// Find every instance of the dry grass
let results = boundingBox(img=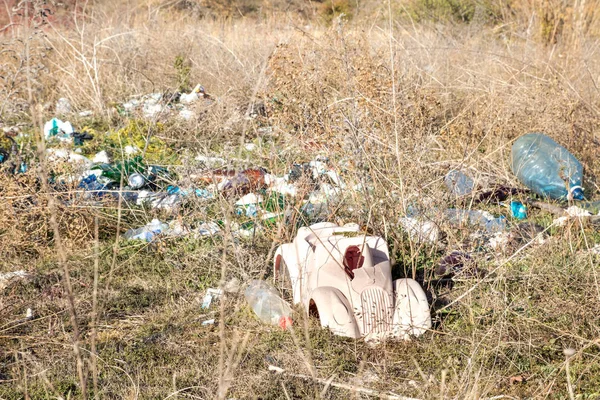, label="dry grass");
[1,0,600,398]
